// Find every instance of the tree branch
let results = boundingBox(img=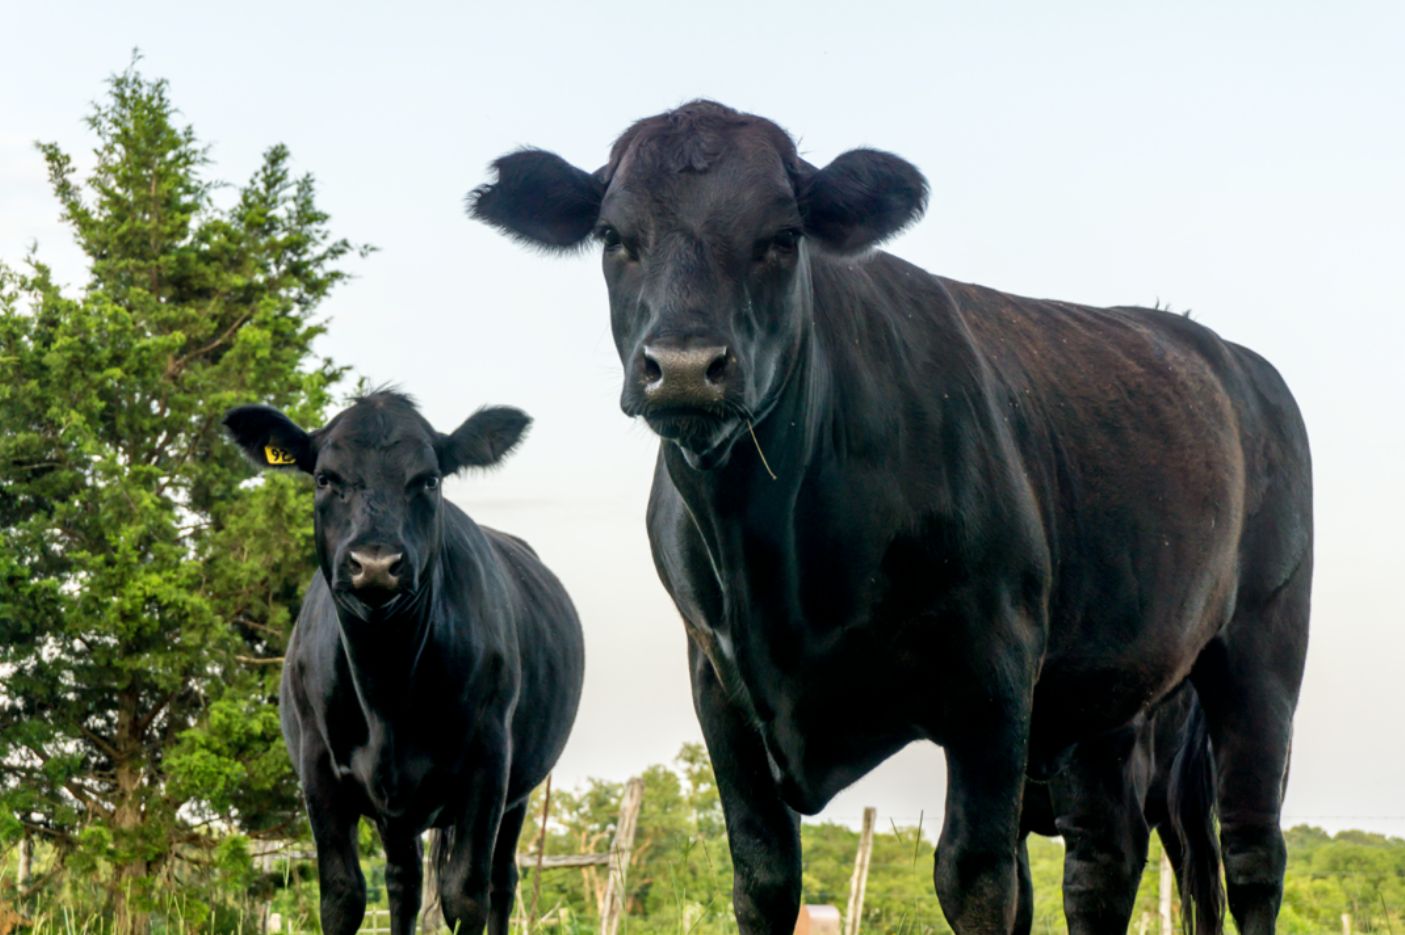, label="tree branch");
[78,723,121,761]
